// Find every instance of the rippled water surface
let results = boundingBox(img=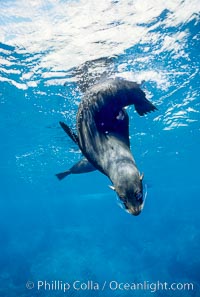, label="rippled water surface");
[0,1,200,296]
